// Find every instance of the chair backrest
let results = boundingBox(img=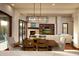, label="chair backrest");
[37,39,47,44]
[39,35,46,39]
[59,36,66,50]
[23,39,34,47]
[60,34,72,43]
[29,35,36,39]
